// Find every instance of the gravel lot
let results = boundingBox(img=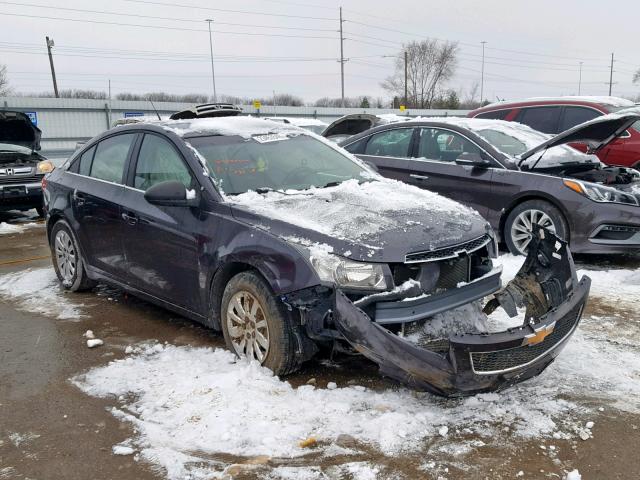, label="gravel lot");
[1,210,639,480]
